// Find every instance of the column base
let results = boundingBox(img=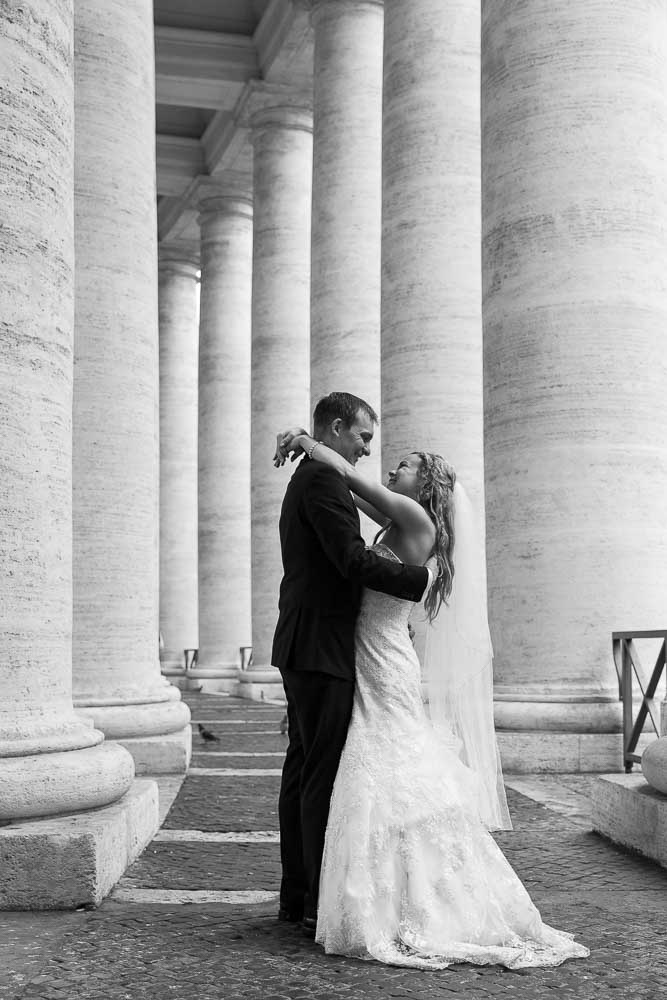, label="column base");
[237,669,285,703]
[497,731,624,773]
[494,699,622,732]
[185,662,240,695]
[170,676,207,694]
[163,663,241,695]
[592,773,667,870]
[0,778,159,909]
[497,730,659,773]
[76,699,191,741]
[196,677,241,695]
[0,742,134,820]
[159,652,186,672]
[112,725,192,775]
